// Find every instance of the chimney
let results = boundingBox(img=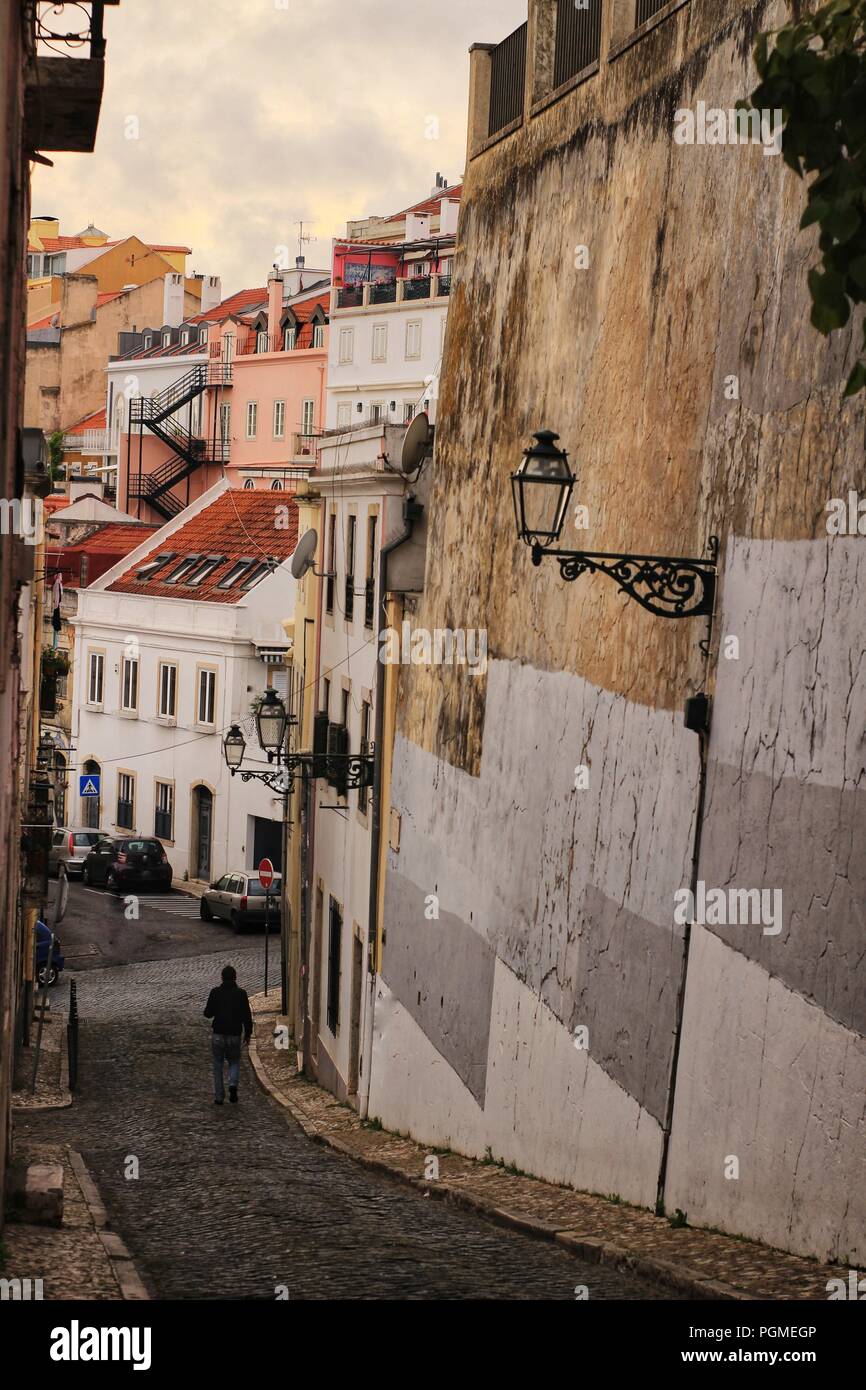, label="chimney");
[267,267,284,340]
[199,274,222,314]
[439,198,460,236]
[163,272,185,327]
